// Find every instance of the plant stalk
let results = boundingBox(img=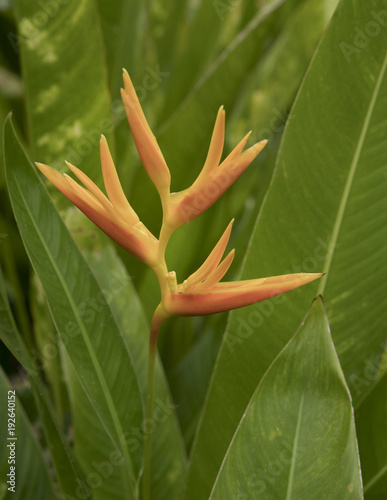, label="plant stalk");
[142,306,166,500]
